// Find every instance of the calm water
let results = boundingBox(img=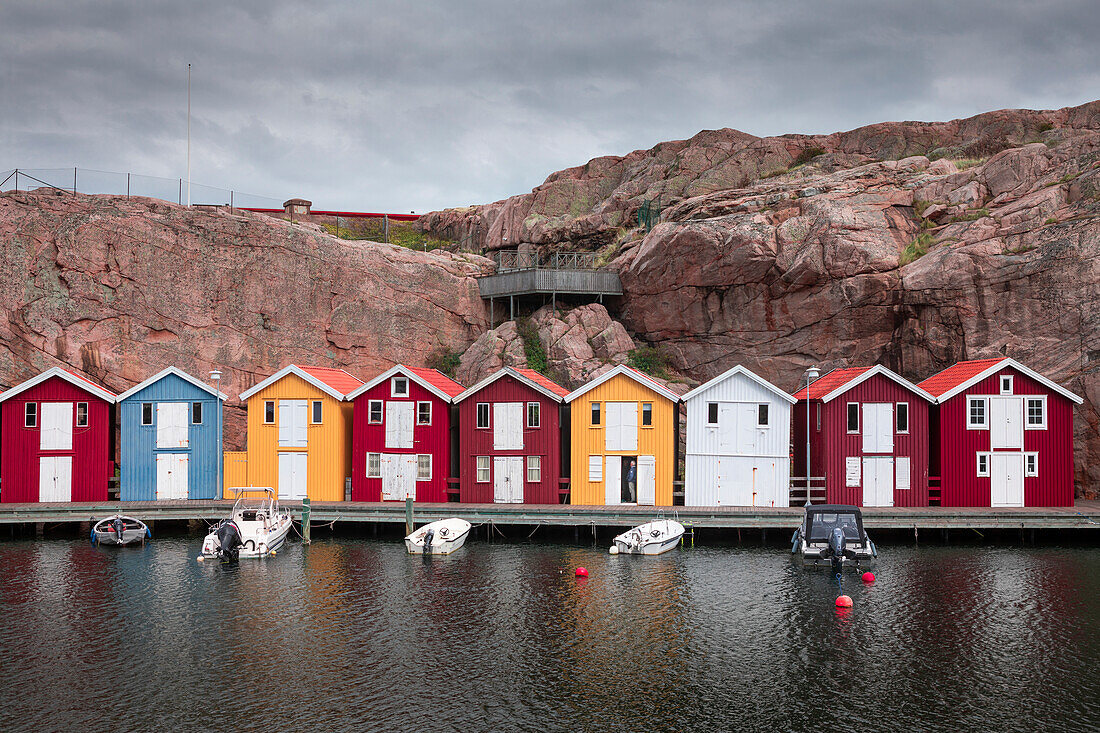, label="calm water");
[1,533,1098,732]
